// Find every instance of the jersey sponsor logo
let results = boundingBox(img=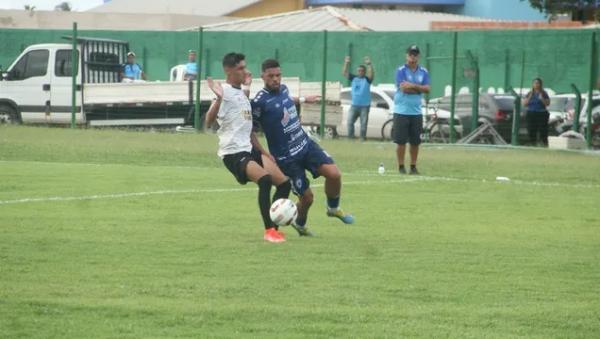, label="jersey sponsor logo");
[281,107,290,126]
[295,178,303,191]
